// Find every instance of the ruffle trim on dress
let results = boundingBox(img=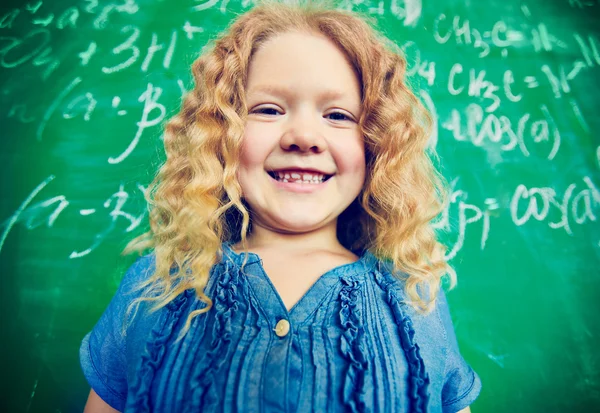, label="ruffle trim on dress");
[338,275,369,413]
[374,272,430,413]
[188,260,240,410]
[127,288,193,412]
